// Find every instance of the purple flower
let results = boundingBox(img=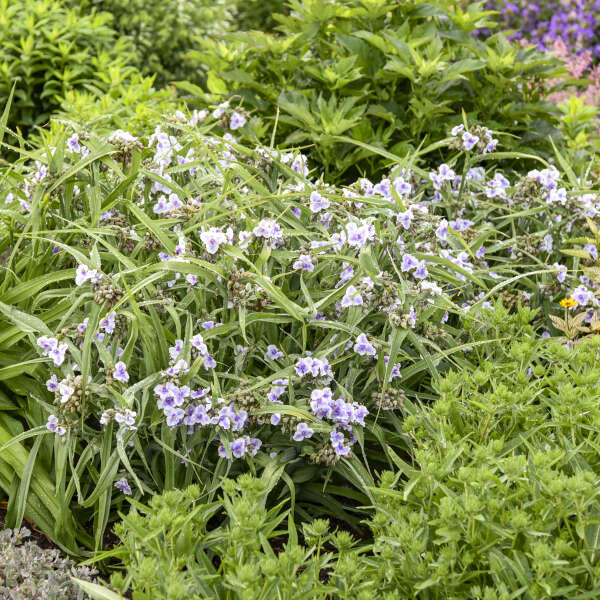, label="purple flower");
[46,374,59,392]
[553,262,568,283]
[46,414,66,436]
[435,219,448,242]
[330,430,351,456]
[341,285,363,308]
[354,333,376,357]
[100,312,116,334]
[293,422,314,441]
[75,264,100,286]
[293,254,315,272]
[266,344,284,360]
[462,132,480,151]
[229,111,247,130]
[401,253,419,272]
[309,190,330,213]
[113,361,129,383]
[584,244,598,260]
[114,477,132,495]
